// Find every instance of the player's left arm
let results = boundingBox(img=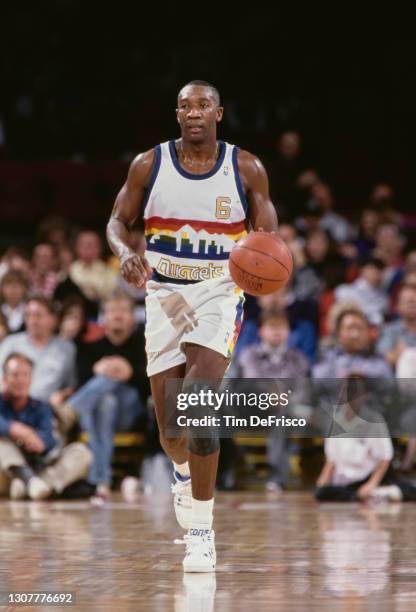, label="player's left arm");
[237,149,278,232]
